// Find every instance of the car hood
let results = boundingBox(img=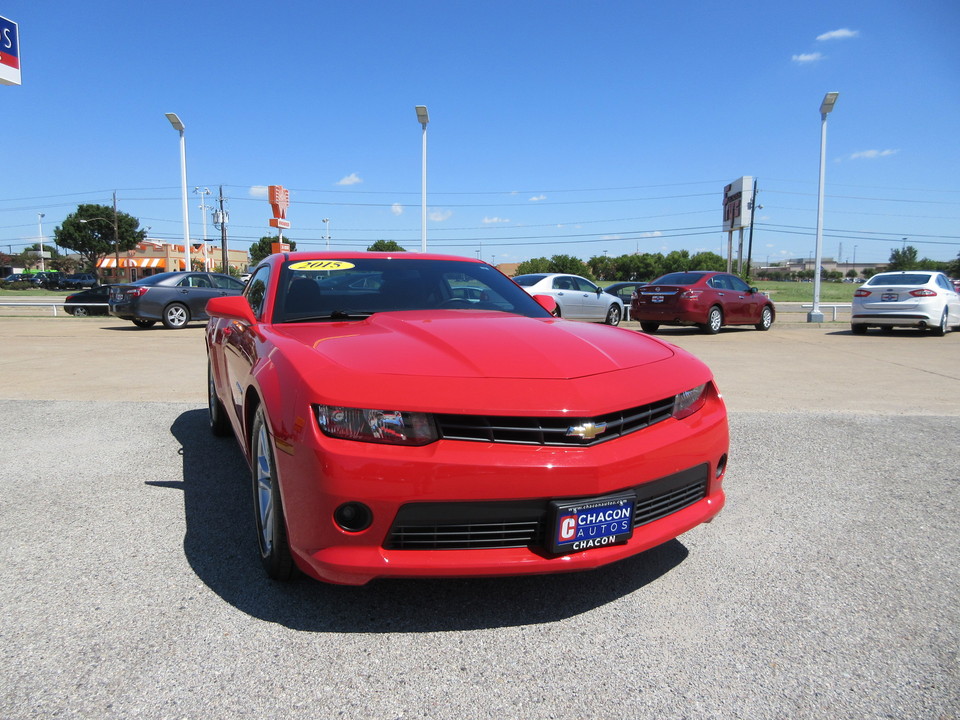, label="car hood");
[270,310,674,380]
